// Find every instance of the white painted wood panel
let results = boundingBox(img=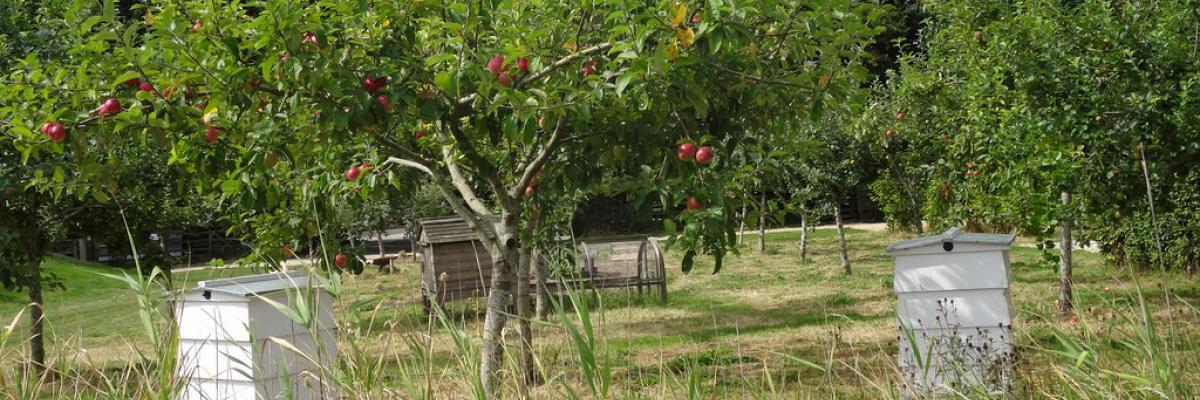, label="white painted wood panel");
[177,339,254,382]
[177,302,250,342]
[897,289,1013,328]
[180,379,257,400]
[894,251,1010,293]
[888,242,1012,257]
